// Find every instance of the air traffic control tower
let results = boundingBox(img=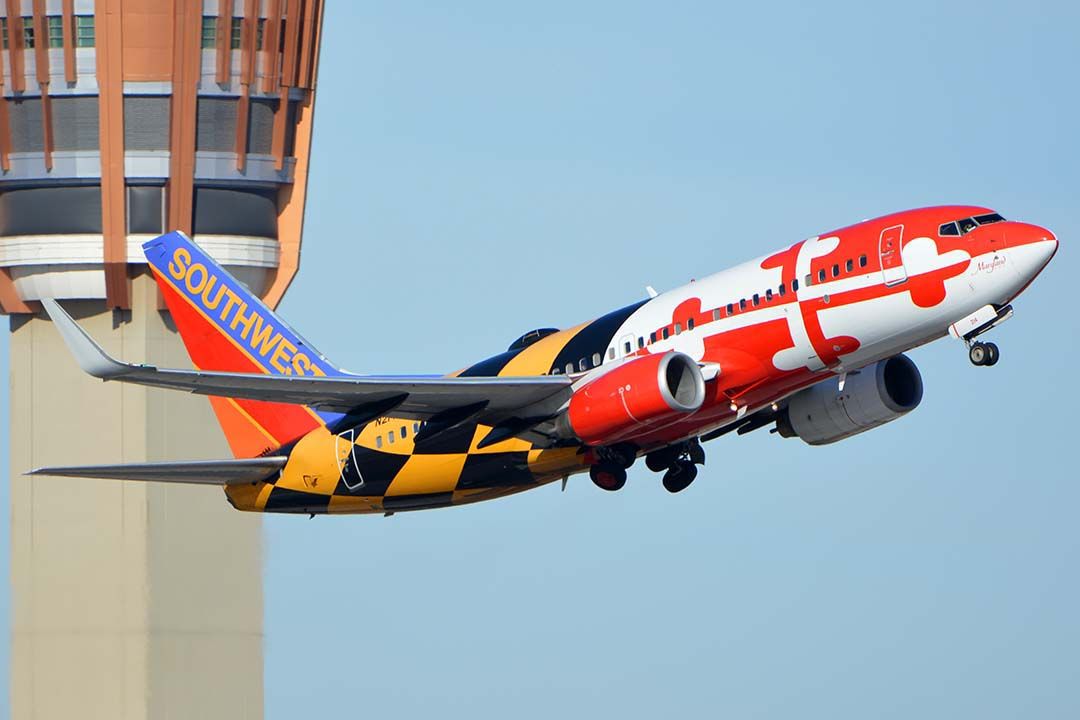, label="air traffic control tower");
[1,2,324,718]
